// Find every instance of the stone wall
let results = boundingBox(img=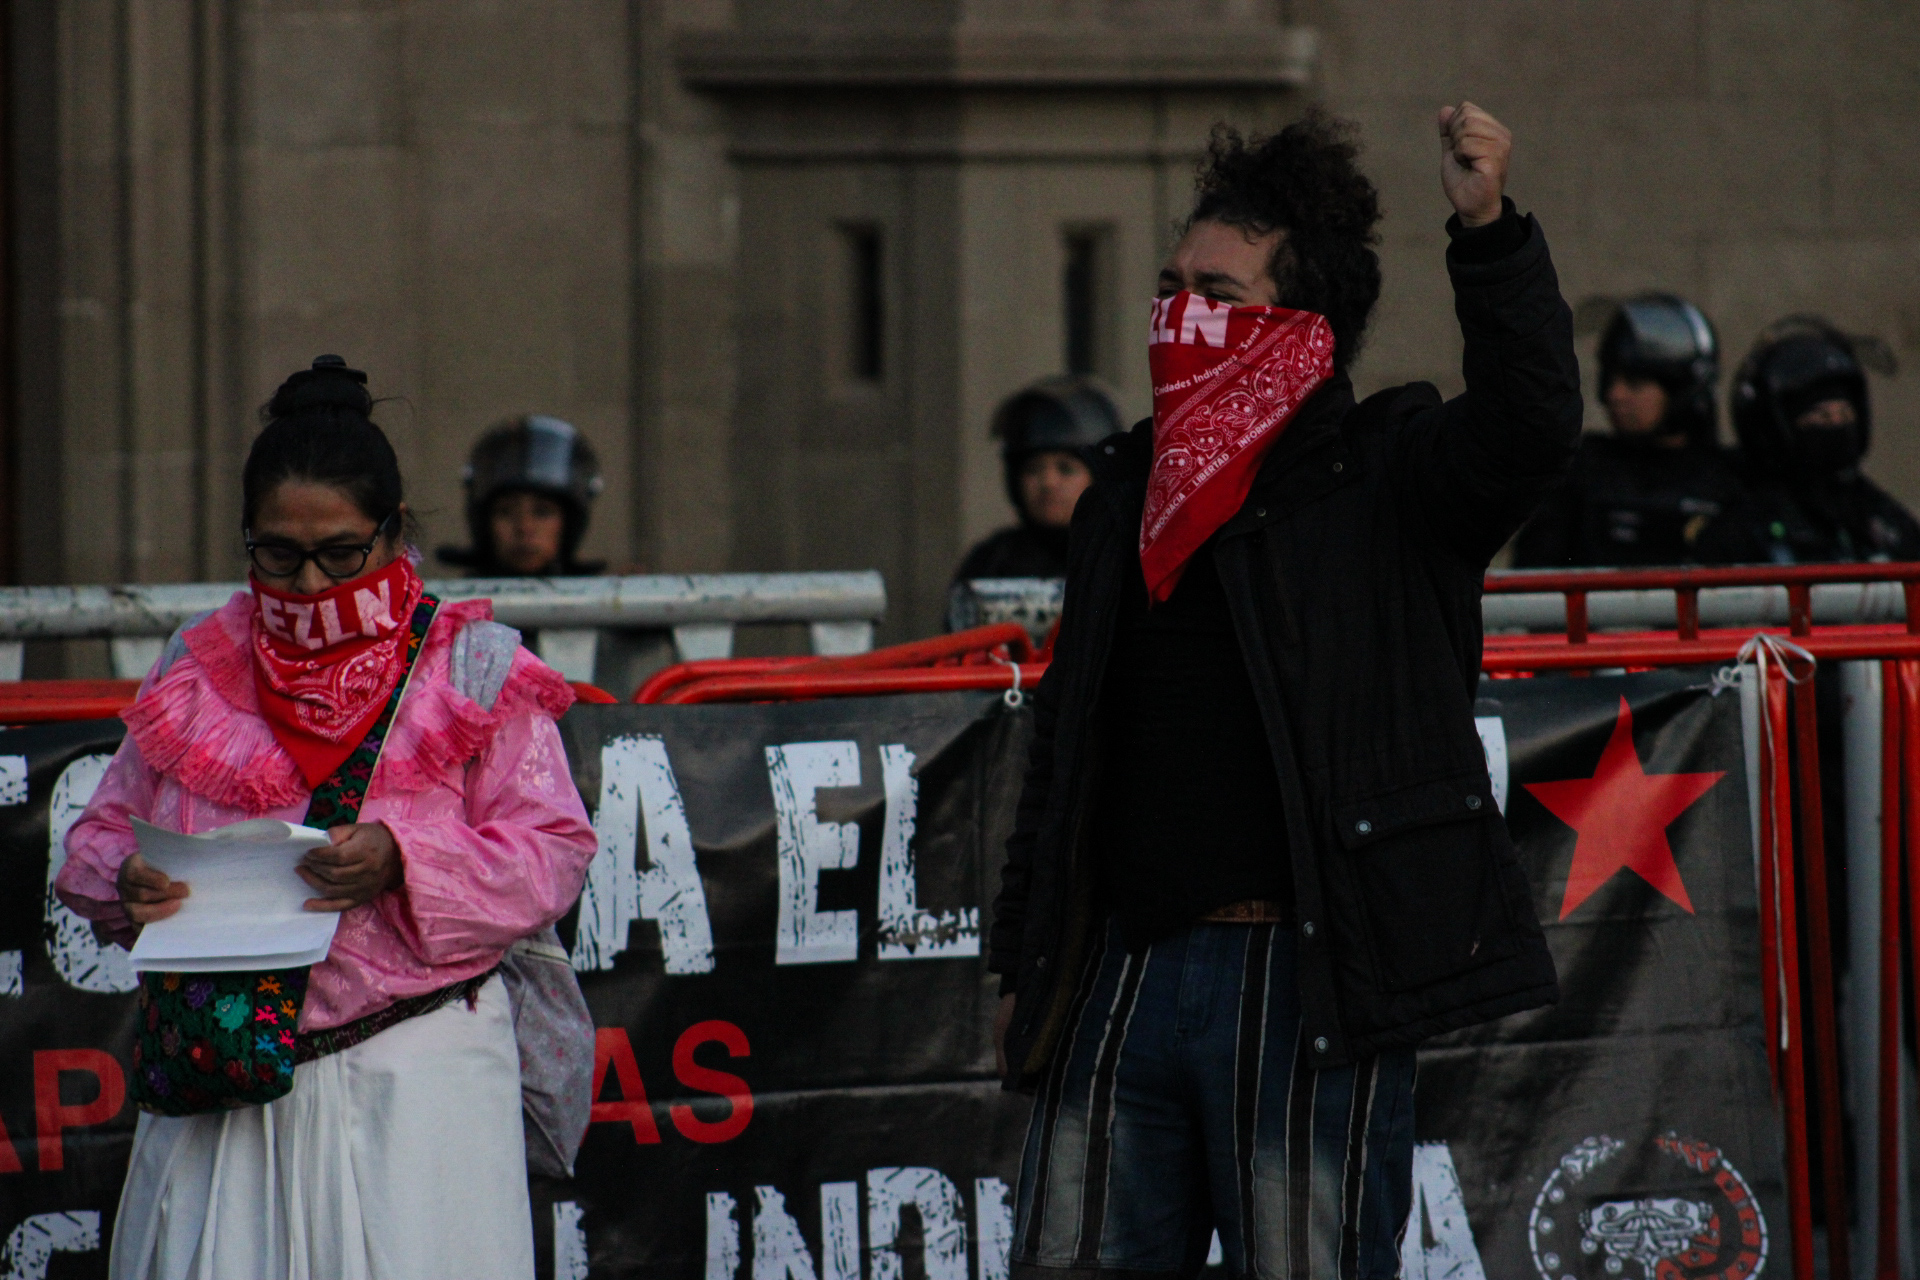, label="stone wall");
[16,0,635,591]
[15,1,1920,642]
[1307,0,1920,482]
